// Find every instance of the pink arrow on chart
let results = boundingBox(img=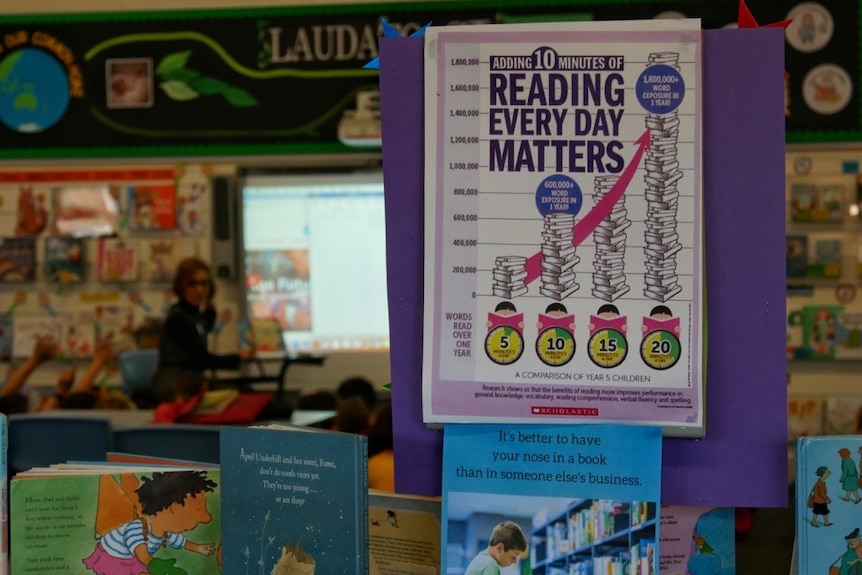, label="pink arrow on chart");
[524,129,652,284]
